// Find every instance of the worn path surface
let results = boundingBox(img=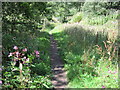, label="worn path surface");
[50,35,68,88]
